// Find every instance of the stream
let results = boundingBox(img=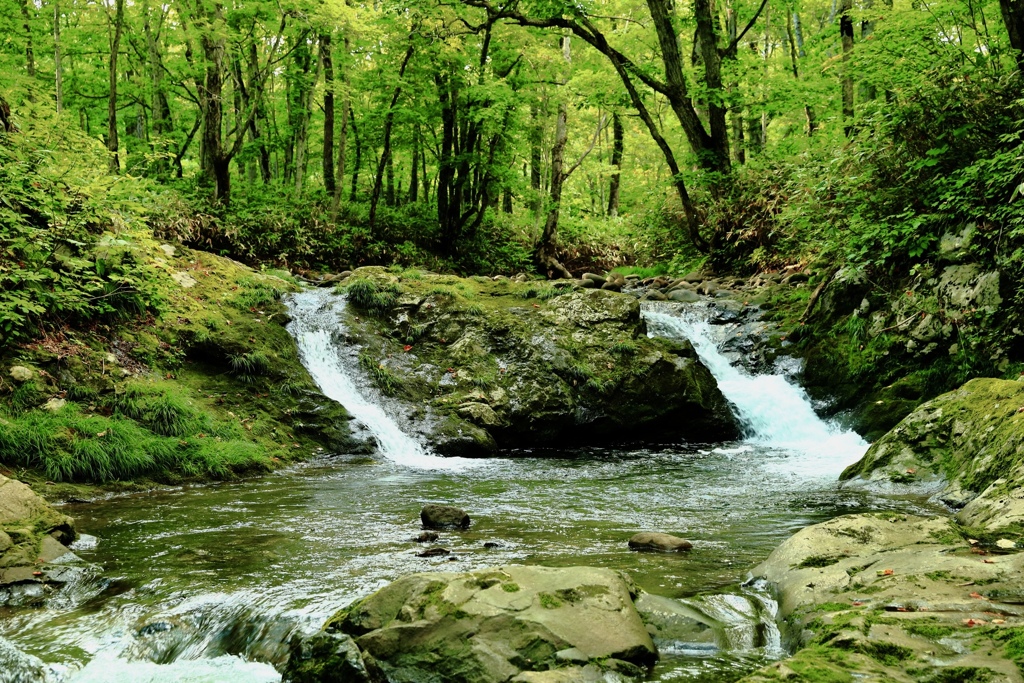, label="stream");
[0,293,941,683]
